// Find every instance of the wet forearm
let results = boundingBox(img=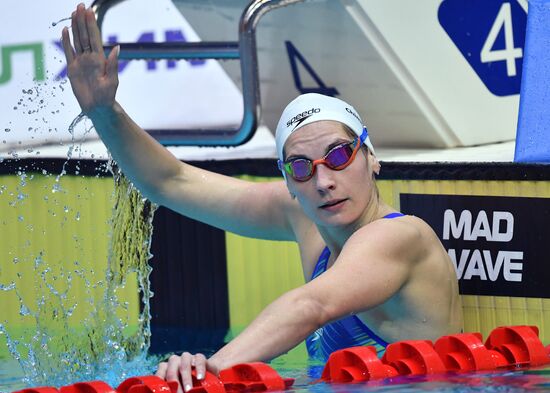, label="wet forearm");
[87,102,183,201]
